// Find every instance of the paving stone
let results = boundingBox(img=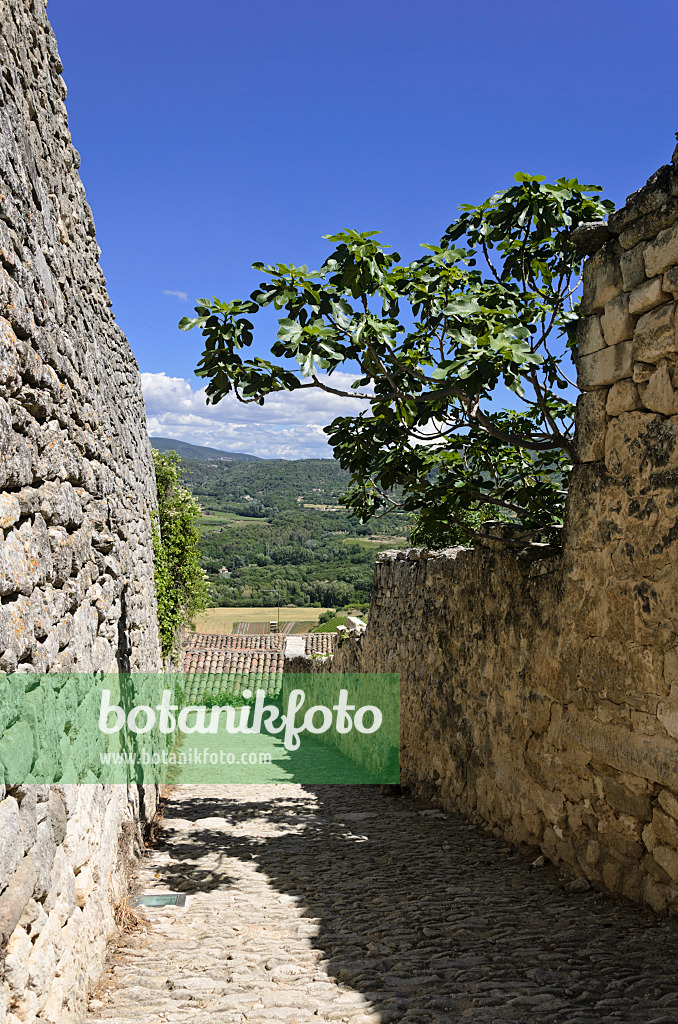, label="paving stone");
[87,784,678,1024]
